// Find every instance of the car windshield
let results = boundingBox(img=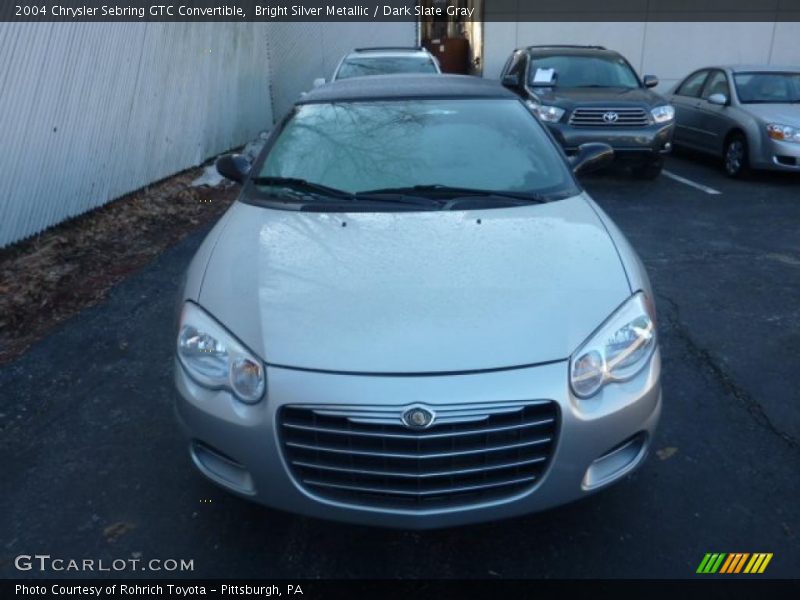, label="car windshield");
[255,99,578,209]
[528,54,640,89]
[733,72,800,103]
[336,56,438,79]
